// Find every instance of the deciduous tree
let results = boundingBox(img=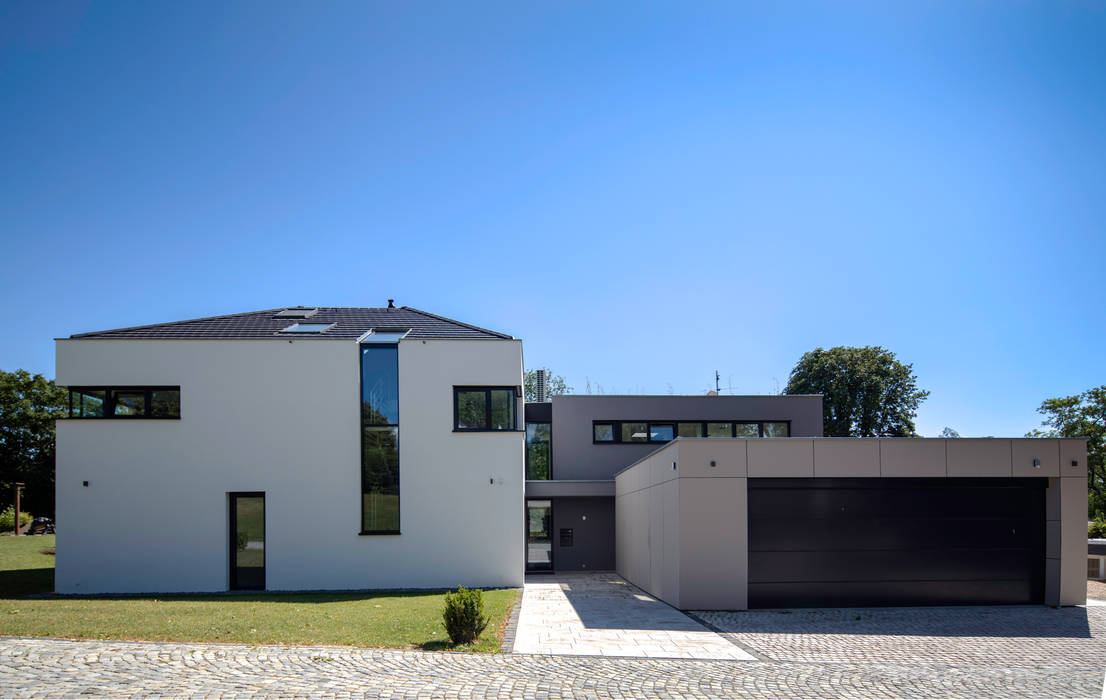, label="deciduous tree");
[1027,386,1105,518]
[0,369,67,518]
[523,368,572,402]
[784,346,929,437]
